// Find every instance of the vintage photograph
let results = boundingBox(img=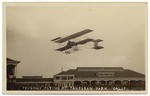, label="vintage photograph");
[3,2,147,94]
